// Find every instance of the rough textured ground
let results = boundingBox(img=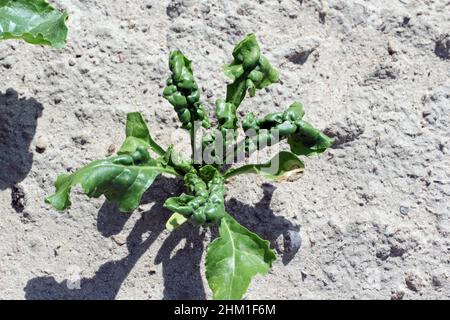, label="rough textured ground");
[0,0,449,300]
